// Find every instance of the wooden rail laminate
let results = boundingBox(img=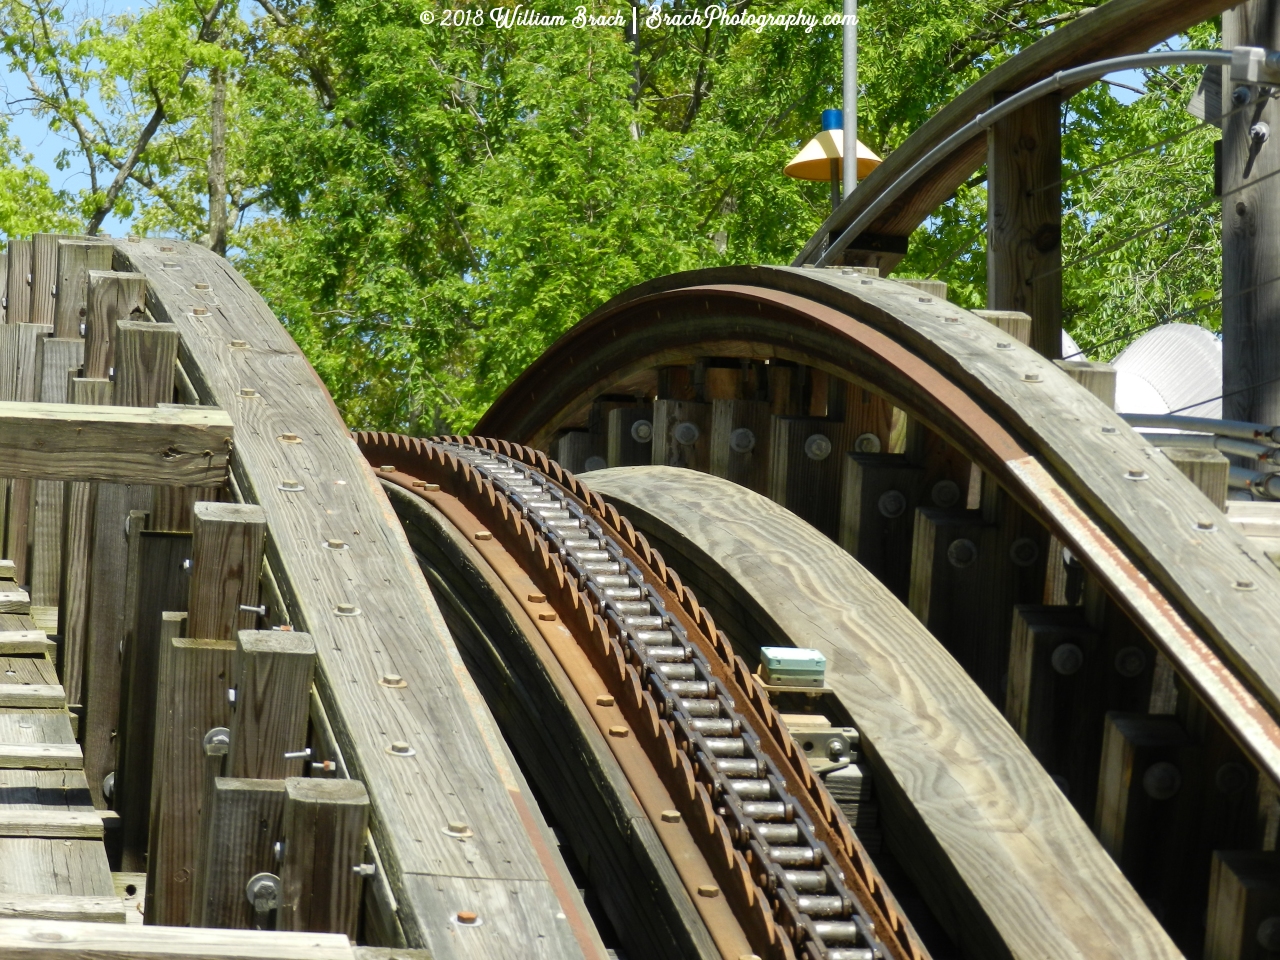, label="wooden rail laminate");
[586,464,1181,960]
[110,239,591,959]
